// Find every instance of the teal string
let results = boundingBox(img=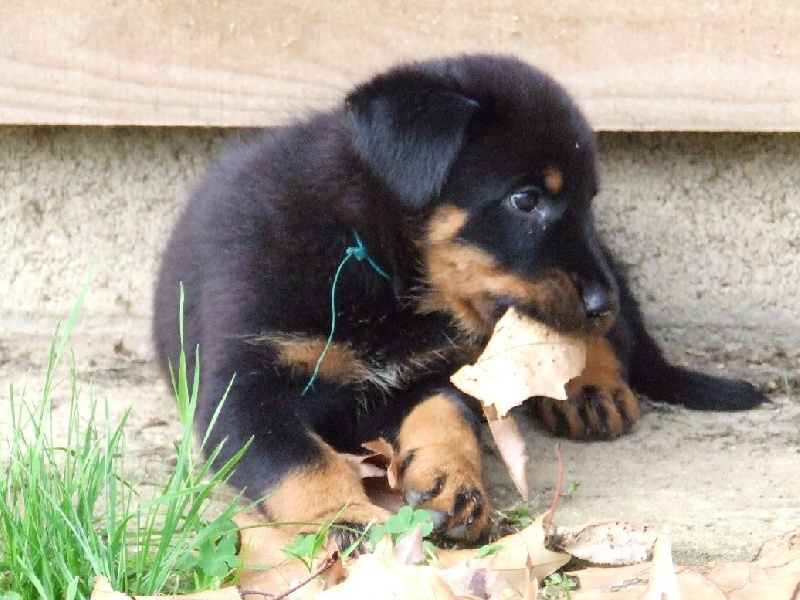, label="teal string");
[351,231,391,280]
[301,231,390,395]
